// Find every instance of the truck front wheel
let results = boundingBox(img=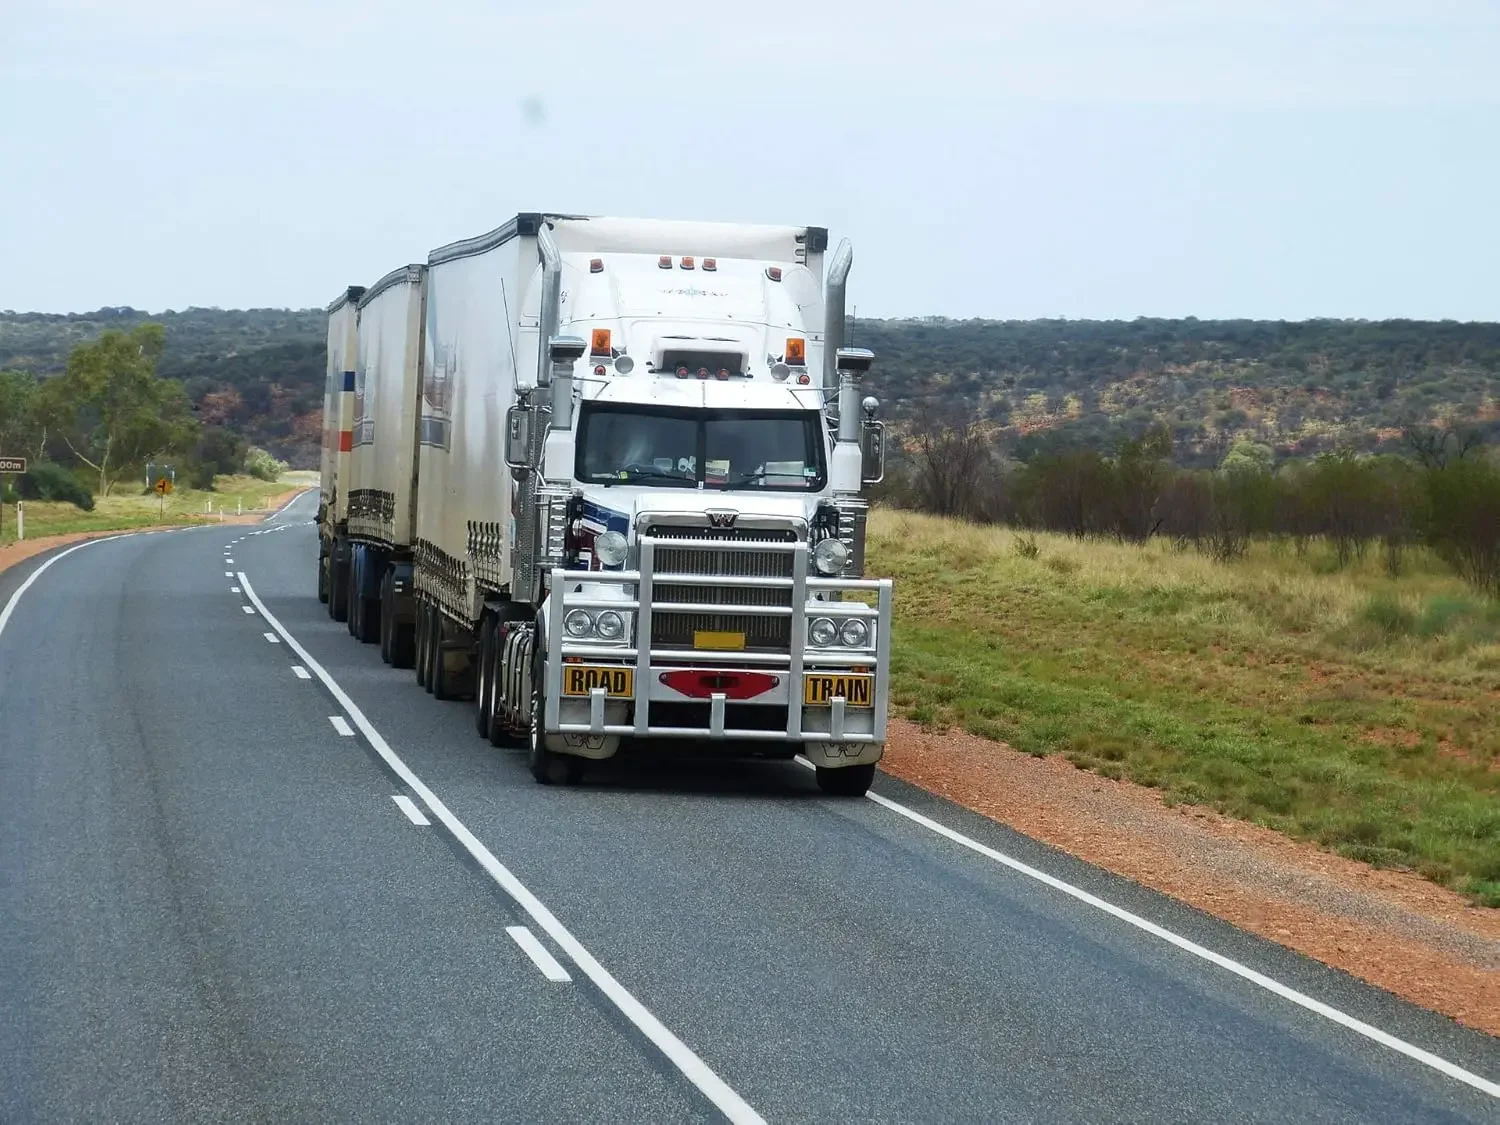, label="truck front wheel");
[528,664,583,786]
[815,762,876,797]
